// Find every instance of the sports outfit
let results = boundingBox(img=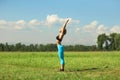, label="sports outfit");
[57,44,65,65]
[56,35,65,65]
